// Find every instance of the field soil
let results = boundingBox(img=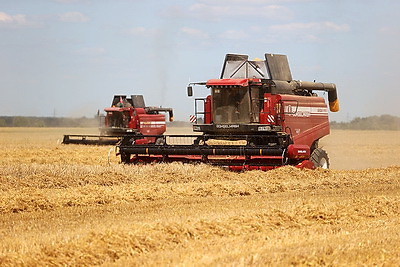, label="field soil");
[0,128,399,266]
